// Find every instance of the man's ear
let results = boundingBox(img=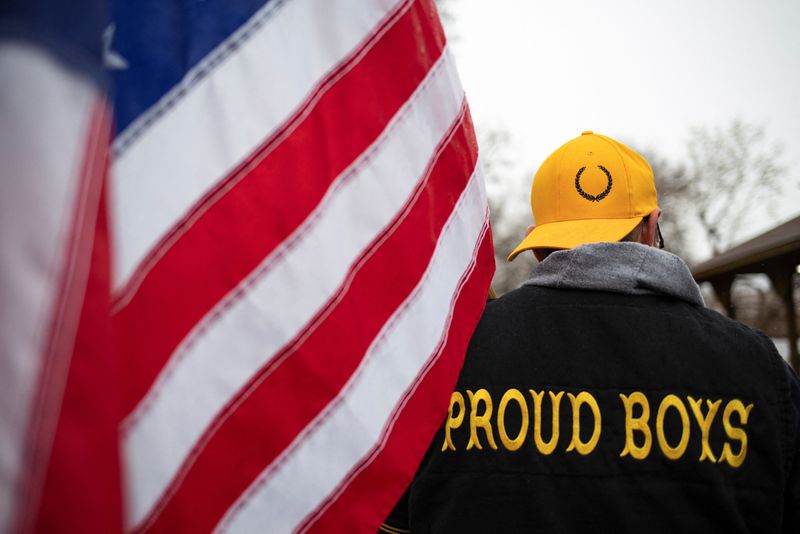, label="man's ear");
[640,208,661,247]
